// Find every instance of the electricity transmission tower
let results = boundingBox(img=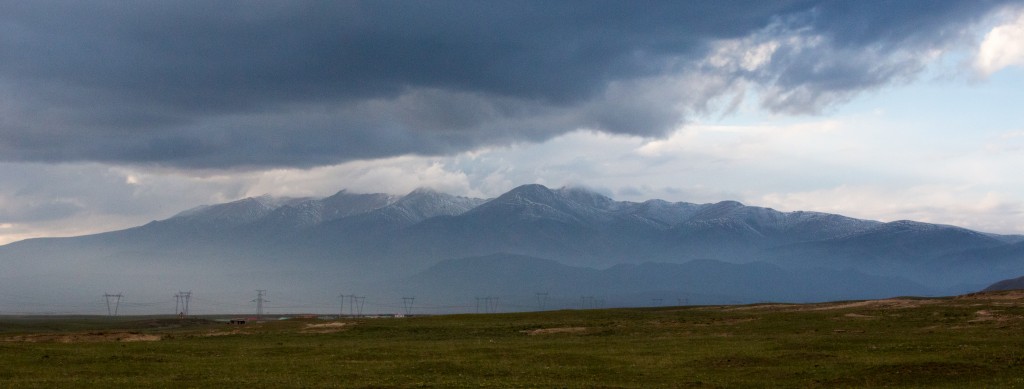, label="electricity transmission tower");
[480,296,498,313]
[579,296,595,310]
[253,290,268,320]
[476,296,496,313]
[104,293,123,316]
[338,293,346,318]
[350,296,365,317]
[536,292,548,311]
[401,297,415,316]
[174,290,192,317]
[651,298,664,306]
